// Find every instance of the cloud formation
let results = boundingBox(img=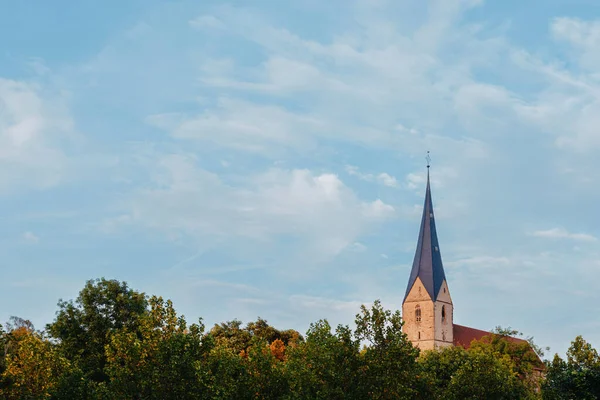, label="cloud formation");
[0,78,72,193]
[531,228,597,242]
[115,153,394,258]
[21,231,39,244]
[346,166,399,188]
